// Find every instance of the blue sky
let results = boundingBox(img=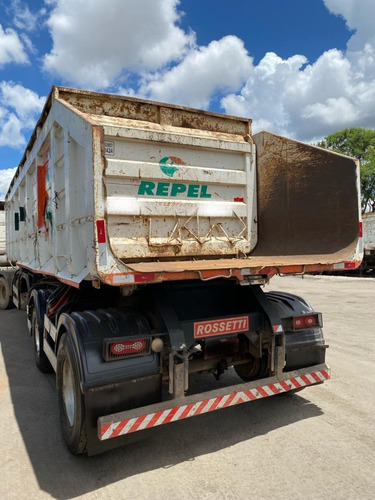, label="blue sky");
[0,0,374,198]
